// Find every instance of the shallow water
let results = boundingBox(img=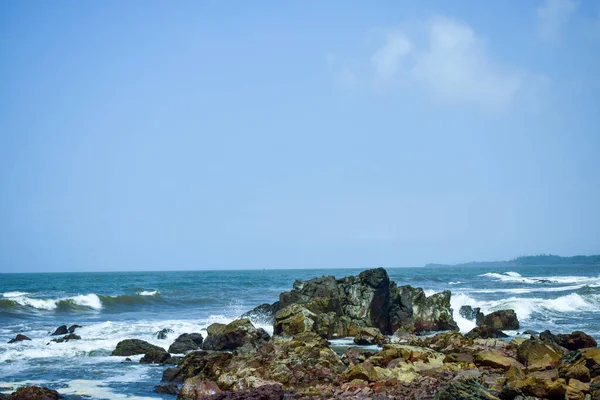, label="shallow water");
[1,265,599,398]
